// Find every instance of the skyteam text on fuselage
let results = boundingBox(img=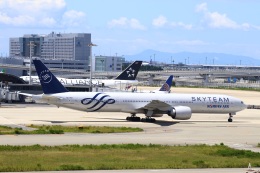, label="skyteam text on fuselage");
[21,59,247,123]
